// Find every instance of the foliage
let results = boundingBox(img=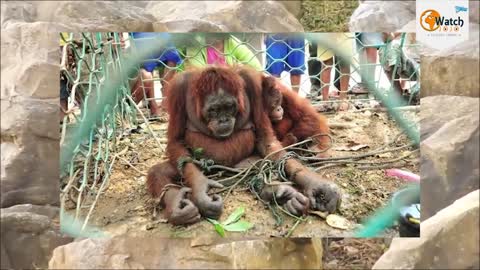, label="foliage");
[300,0,359,32]
[207,206,253,237]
